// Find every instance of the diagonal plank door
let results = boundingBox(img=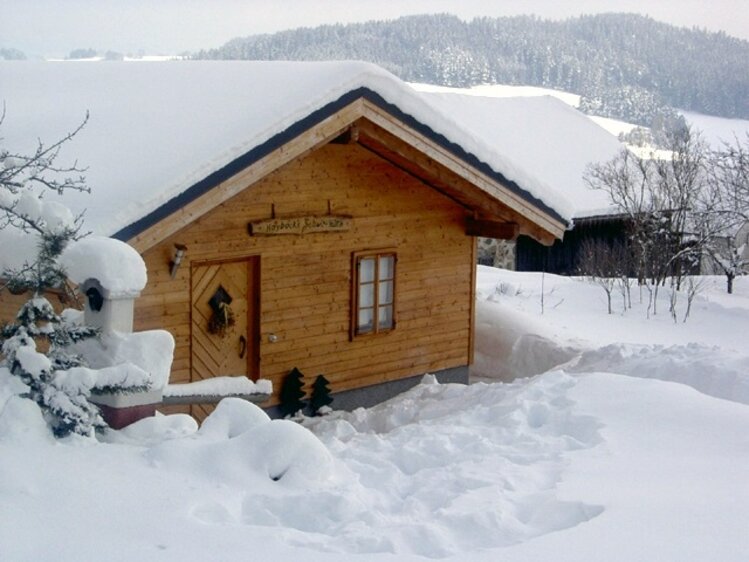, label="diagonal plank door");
[190,258,259,420]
